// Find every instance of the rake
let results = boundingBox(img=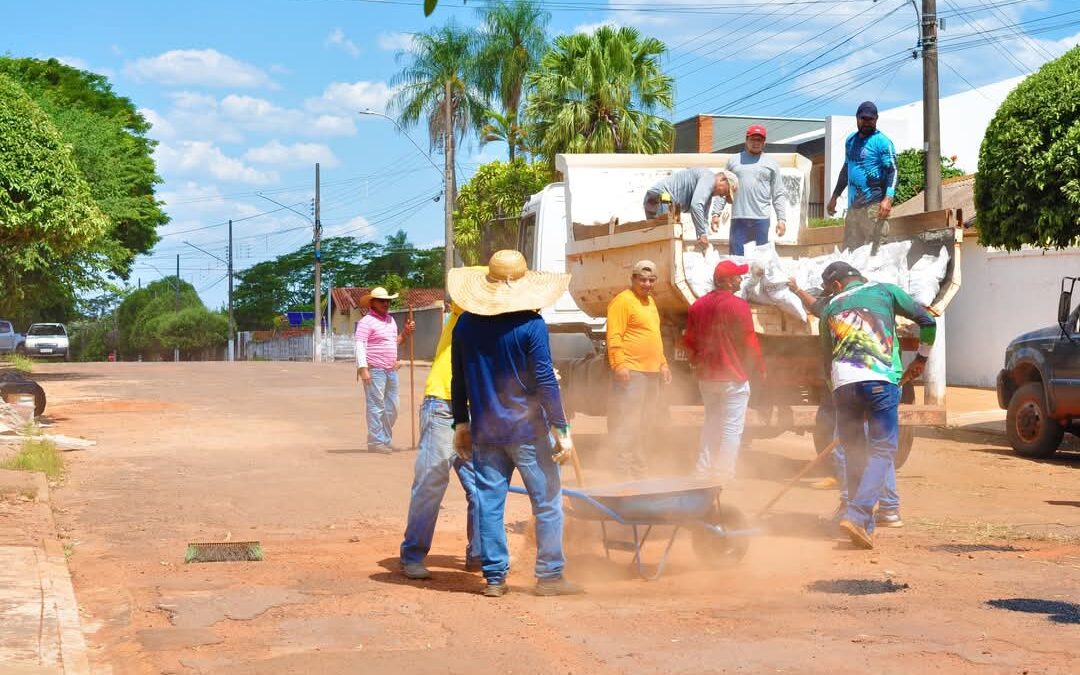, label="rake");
[185,541,263,563]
